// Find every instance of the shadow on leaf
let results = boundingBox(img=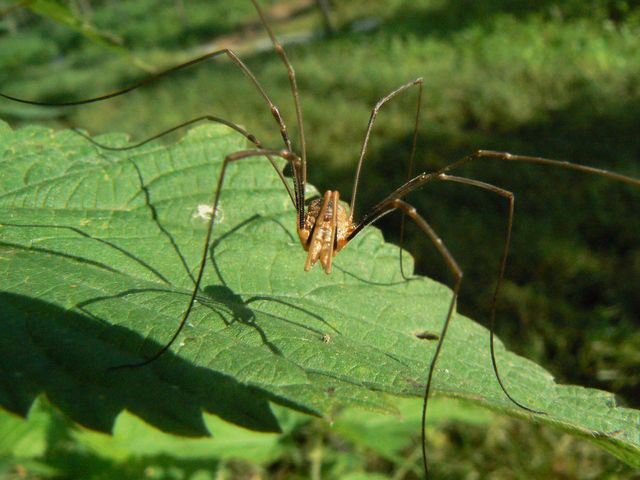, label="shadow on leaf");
[0,291,295,437]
